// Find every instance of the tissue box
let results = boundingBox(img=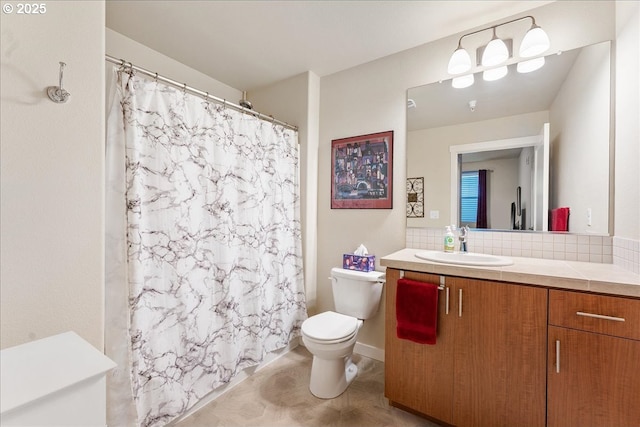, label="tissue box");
[342,254,376,272]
